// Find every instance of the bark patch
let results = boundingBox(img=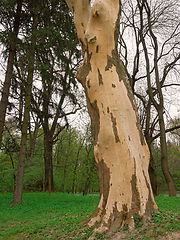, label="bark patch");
[97,68,103,85]
[76,51,92,88]
[143,170,159,218]
[96,158,110,208]
[136,121,146,145]
[87,79,91,89]
[86,99,100,145]
[130,161,140,216]
[110,113,120,143]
